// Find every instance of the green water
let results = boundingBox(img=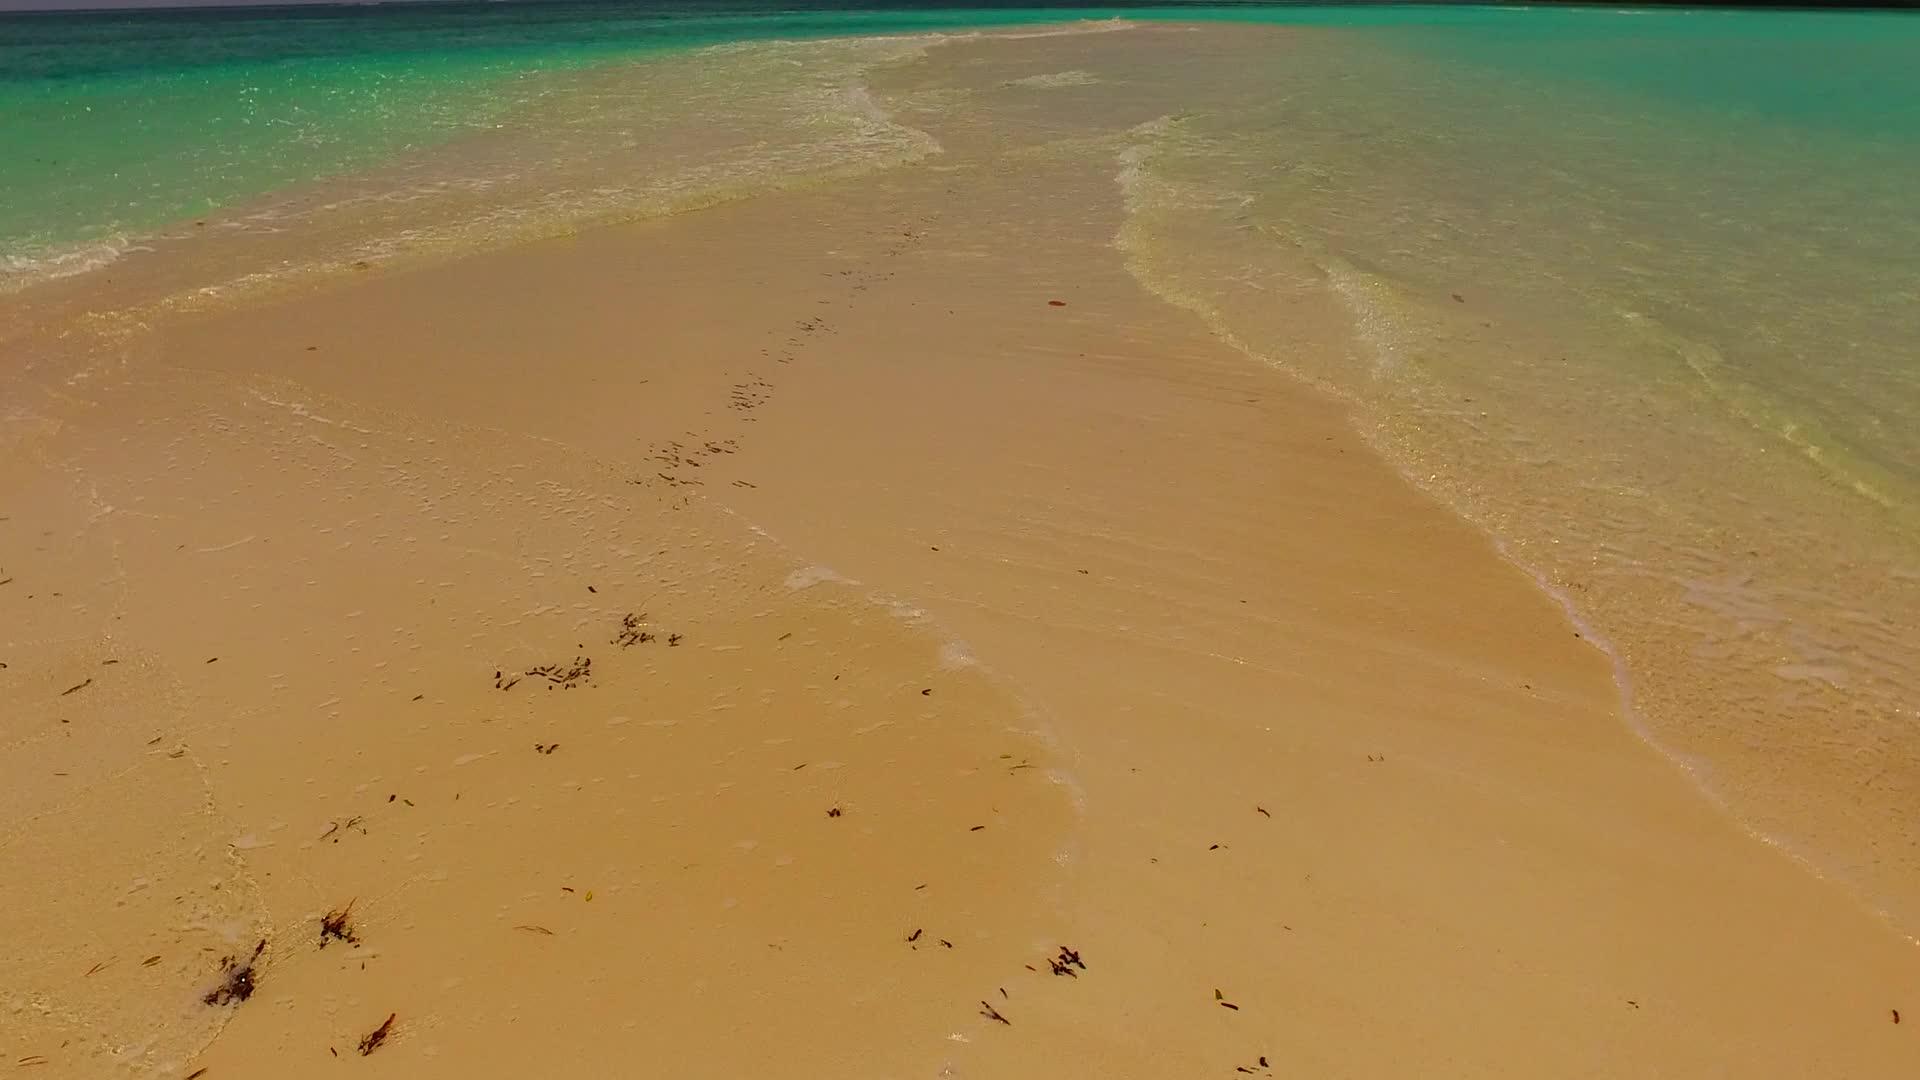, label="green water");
[0,1,1165,280]
[4,2,1919,928]
[1116,5,1920,926]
